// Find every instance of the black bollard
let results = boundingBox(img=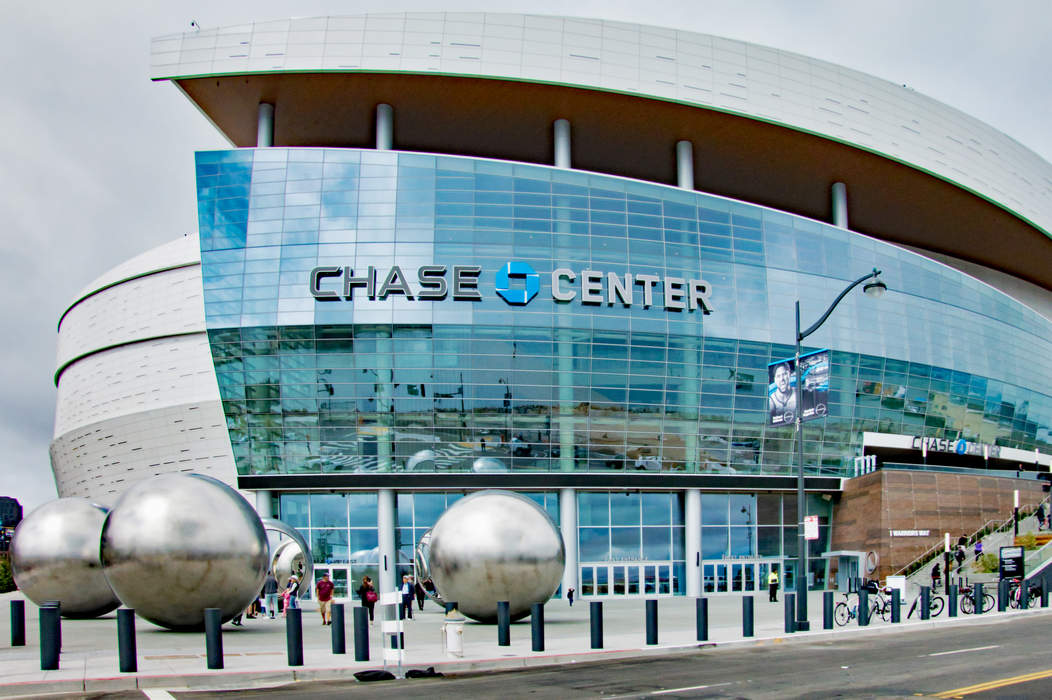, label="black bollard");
[531,603,544,652]
[39,605,60,671]
[920,586,930,620]
[742,596,754,638]
[352,606,369,661]
[646,599,658,645]
[286,607,303,666]
[204,608,223,670]
[43,601,61,650]
[696,598,708,642]
[974,582,984,615]
[859,589,869,626]
[784,593,795,633]
[1041,576,1049,608]
[117,609,137,673]
[997,579,1007,612]
[10,600,25,647]
[331,603,346,654]
[948,585,957,618]
[497,601,510,646]
[892,588,901,623]
[590,601,603,649]
[1021,582,1030,610]
[823,591,833,630]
